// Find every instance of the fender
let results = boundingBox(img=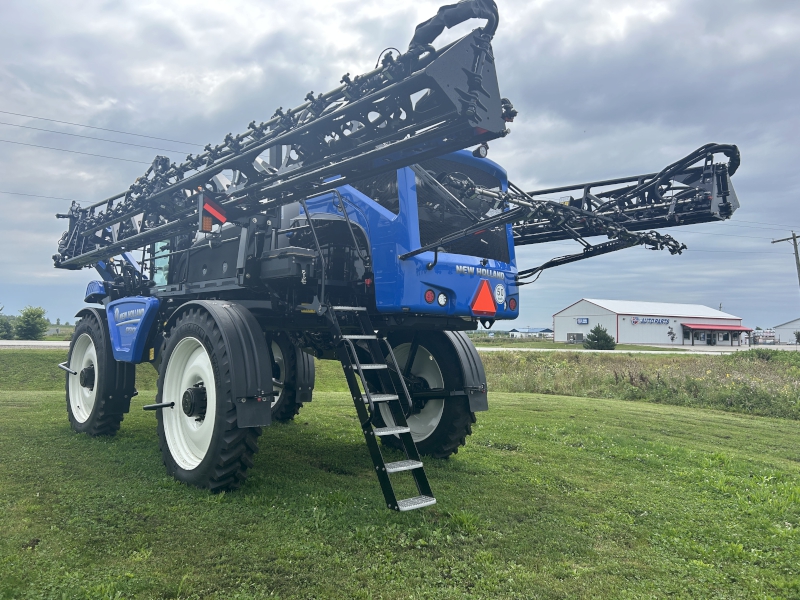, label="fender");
[443,331,488,412]
[166,300,273,428]
[73,307,136,414]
